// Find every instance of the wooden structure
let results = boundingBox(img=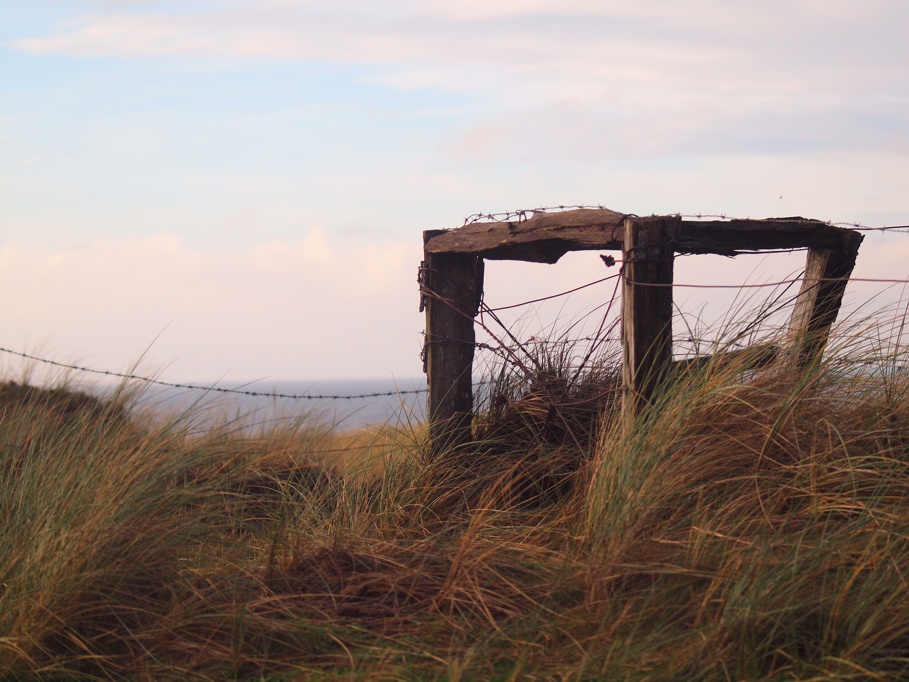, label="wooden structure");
[419,208,863,451]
